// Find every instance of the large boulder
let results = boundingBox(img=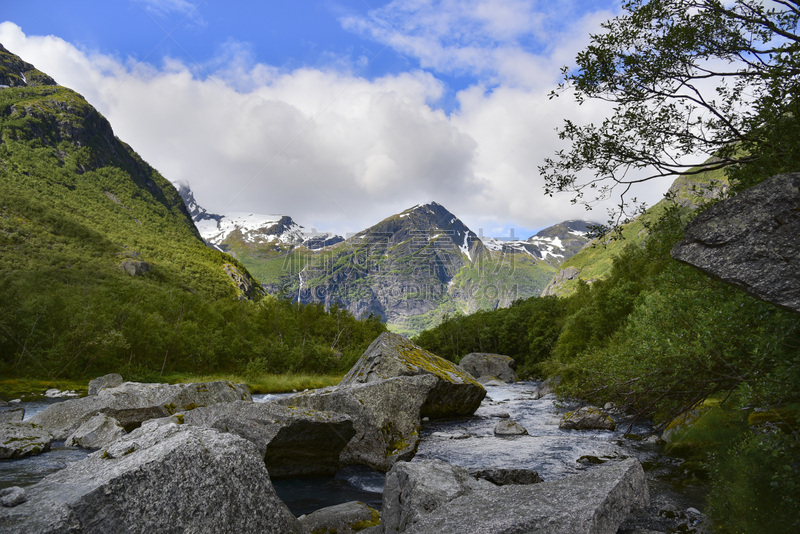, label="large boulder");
[64,414,126,449]
[340,332,485,418]
[0,407,24,423]
[402,458,648,534]
[0,421,302,533]
[458,353,518,383]
[87,373,124,395]
[298,501,381,534]
[277,375,437,471]
[671,172,800,313]
[29,380,252,439]
[174,400,355,477]
[382,459,493,533]
[560,406,616,431]
[0,422,53,459]
[493,419,529,436]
